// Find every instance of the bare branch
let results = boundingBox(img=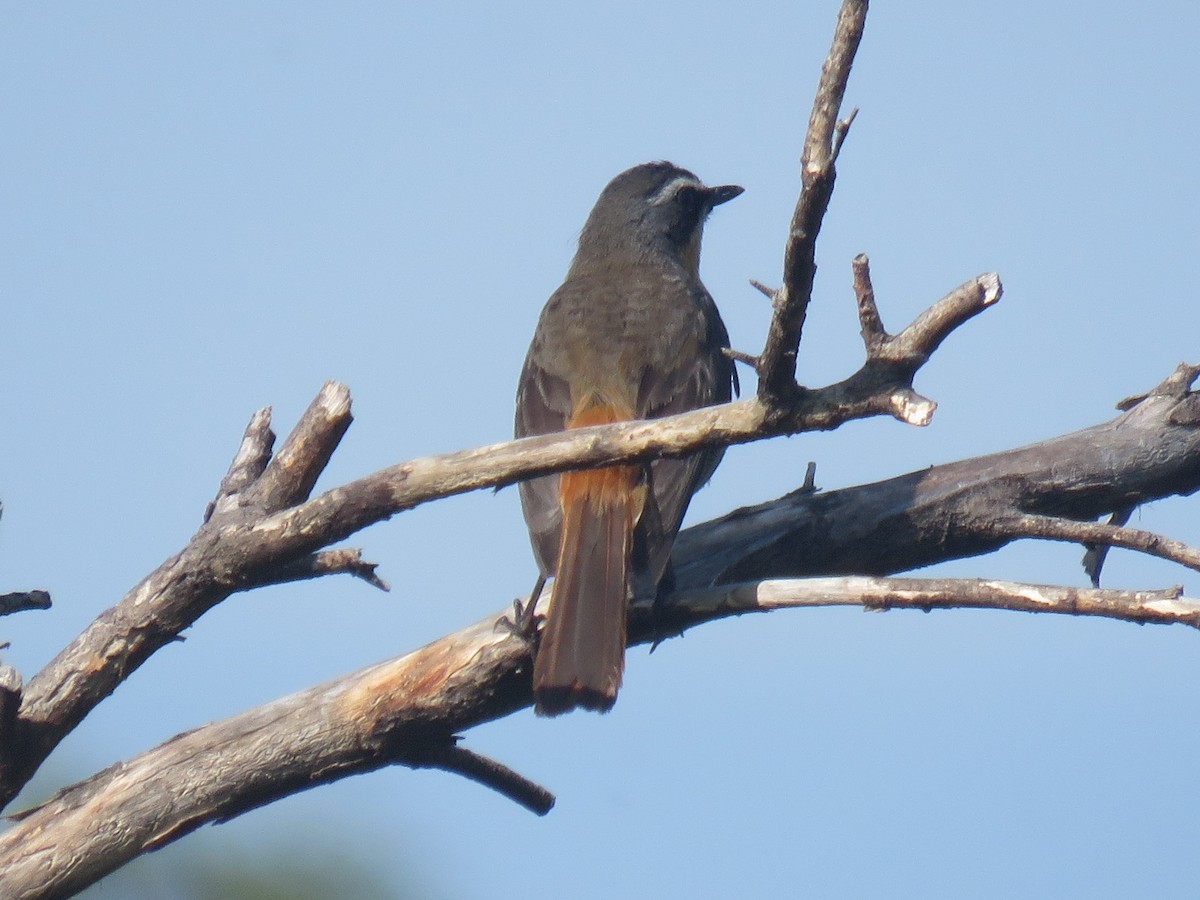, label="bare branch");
[801,461,818,493]
[749,278,778,300]
[265,548,390,591]
[0,390,349,805]
[673,372,1200,588]
[852,254,887,350]
[995,513,1200,574]
[668,577,1200,630]
[204,406,274,523]
[830,107,859,162]
[1118,361,1200,410]
[0,591,51,618]
[3,568,1194,895]
[759,0,867,403]
[0,615,536,899]
[890,271,1002,360]
[1,357,1197,890]
[723,347,761,369]
[404,739,555,817]
[243,380,352,513]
